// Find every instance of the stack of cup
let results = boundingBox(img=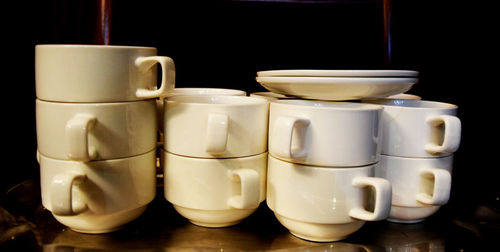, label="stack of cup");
[162,95,269,227]
[266,100,393,242]
[35,44,175,233]
[365,99,462,223]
